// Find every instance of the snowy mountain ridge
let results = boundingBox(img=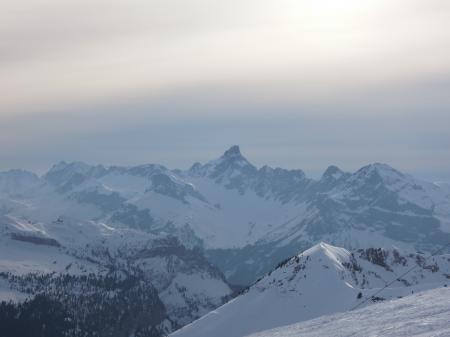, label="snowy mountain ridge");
[172,242,450,337]
[1,146,450,286]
